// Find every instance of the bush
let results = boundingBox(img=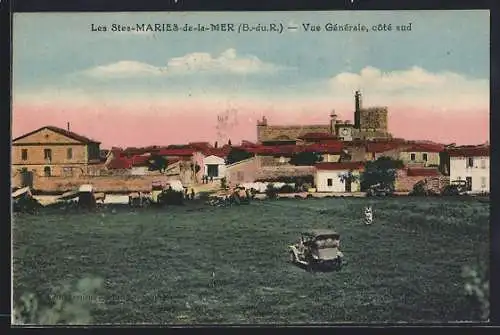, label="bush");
[13,276,103,325]
[462,262,489,321]
[157,189,184,205]
[409,181,428,196]
[220,177,228,189]
[301,183,312,192]
[265,183,278,199]
[279,184,295,193]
